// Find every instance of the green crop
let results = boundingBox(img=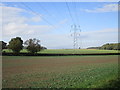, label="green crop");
[2,55,119,88]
